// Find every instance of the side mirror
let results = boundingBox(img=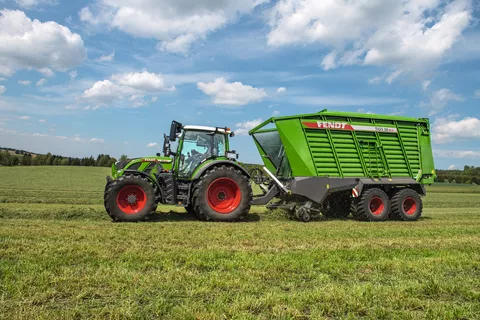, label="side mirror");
[169,121,182,141]
[163,134,171,157]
